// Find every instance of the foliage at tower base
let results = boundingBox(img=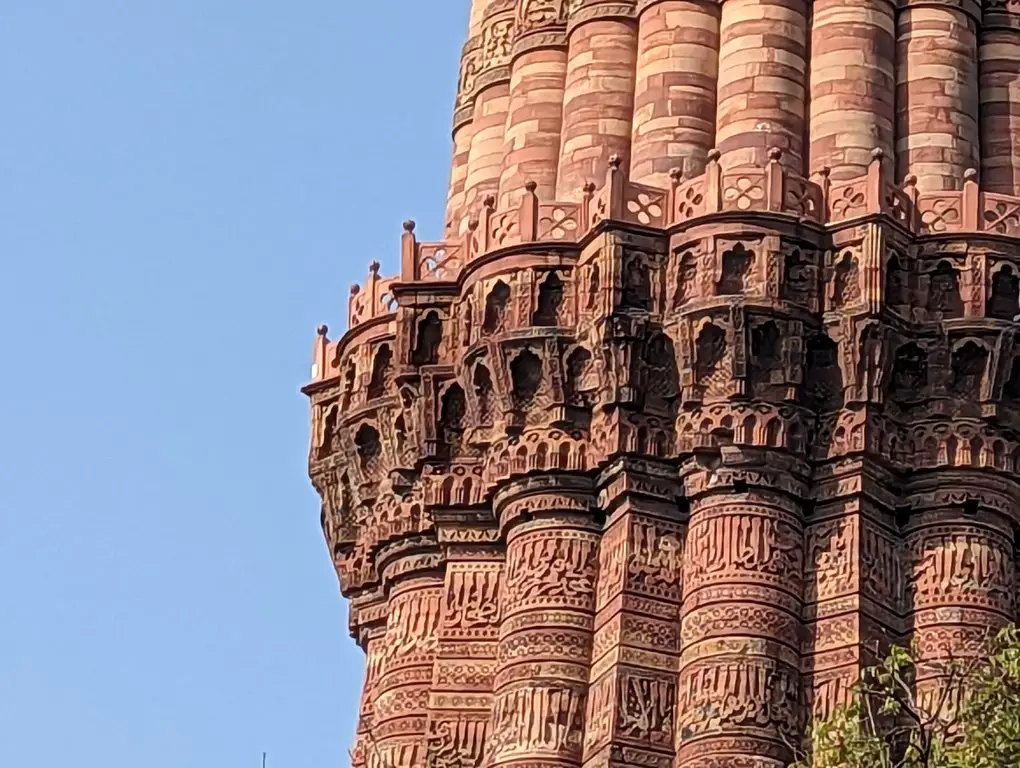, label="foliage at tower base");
[794,625,1020,768]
